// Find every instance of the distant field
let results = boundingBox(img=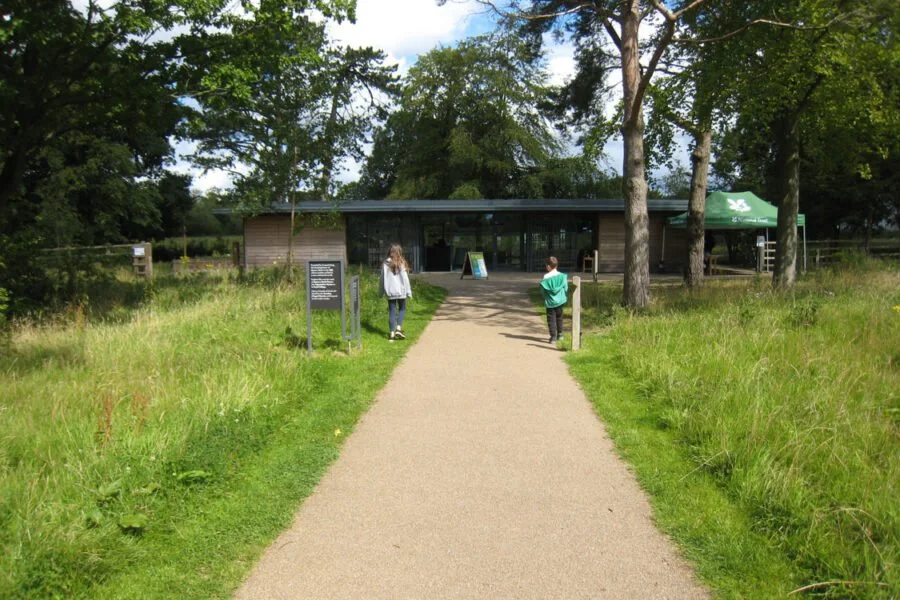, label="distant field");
[0,269,445,598]
[567,264,899,598]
